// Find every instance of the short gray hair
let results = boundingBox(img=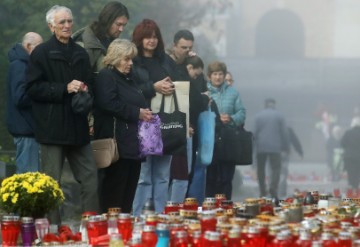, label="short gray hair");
[22,32,43,47]
[46,5,72,26]
[103,39,138,67]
